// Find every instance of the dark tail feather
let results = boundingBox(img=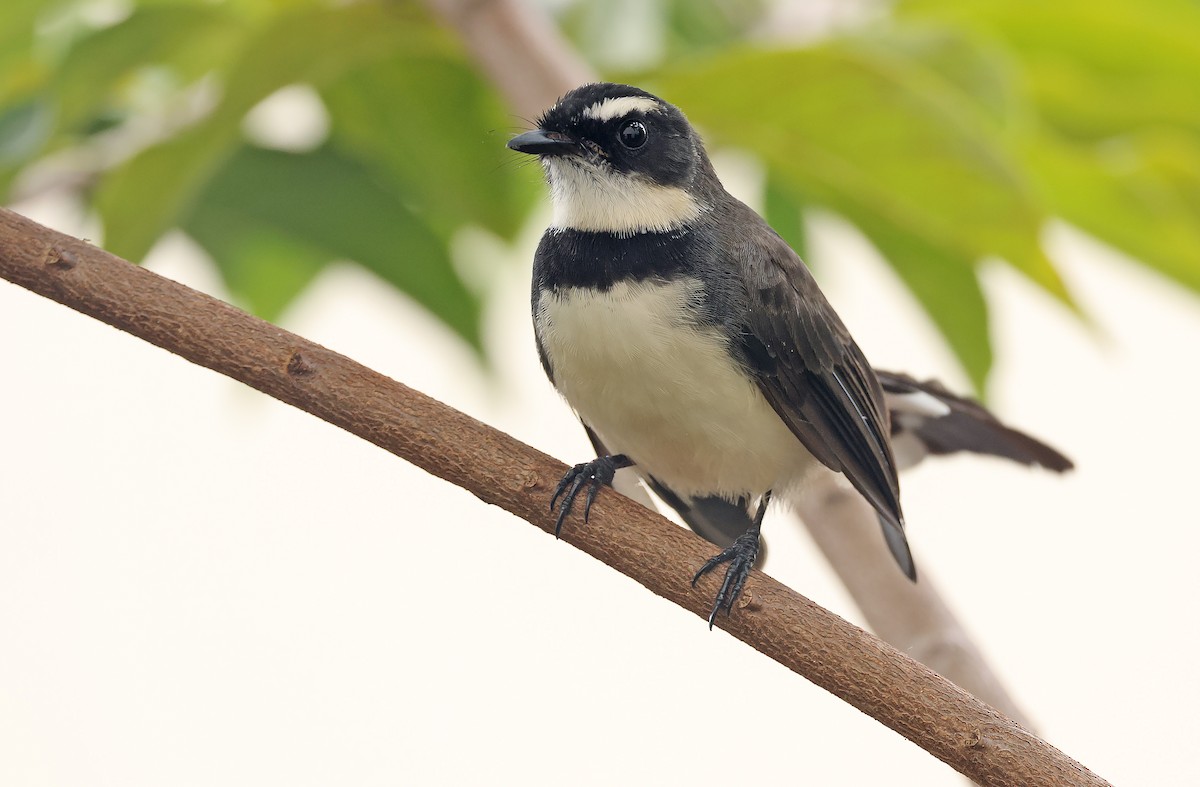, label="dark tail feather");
[878,370,1074,472]
[878,514,917,581]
